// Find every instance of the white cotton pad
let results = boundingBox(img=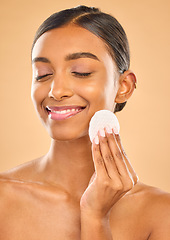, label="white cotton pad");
[88,110,120,142]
